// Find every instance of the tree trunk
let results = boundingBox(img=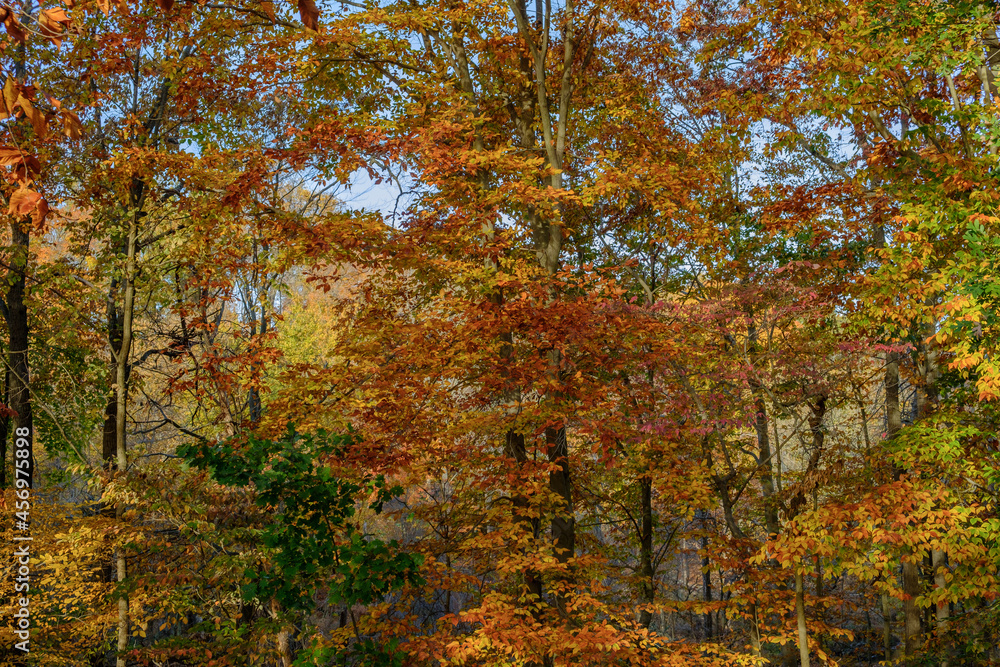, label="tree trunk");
[917,317,939,421]
[271,599,293,667]
[702,539,712,640]
[795,570,810,667]
[102,289,123,473]
[246,264,267,425]
[980,26,1000,102]
[505,430,542,603]
[754,395,781,538]
[546,421,574,616]
[933,549,949,666]
[886,353,902,442]
[96,276,124,588]
[114,206,139,667]
[101,396,118,467]
[4,221,32,666]
[749,602,762,659]
[6,217,33,488]
[882,590,893,662]
[638,475,654,629]
[504,429,543,667]
[491,11,547,650]
[511,0,577,622]
[902,559,922,656]
[0,368,9,488]
[782,396,827,667]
